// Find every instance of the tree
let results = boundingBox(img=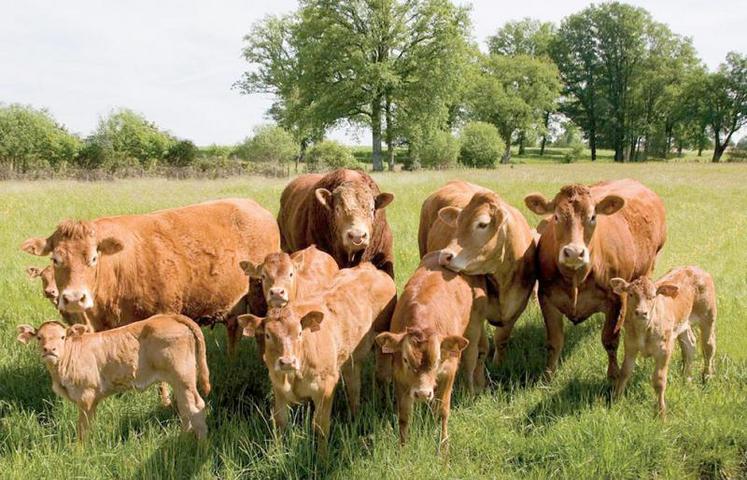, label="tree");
[234,125,298,166]
[0,104,80,172]
[459,121,504,168]
[467,54,560,163]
